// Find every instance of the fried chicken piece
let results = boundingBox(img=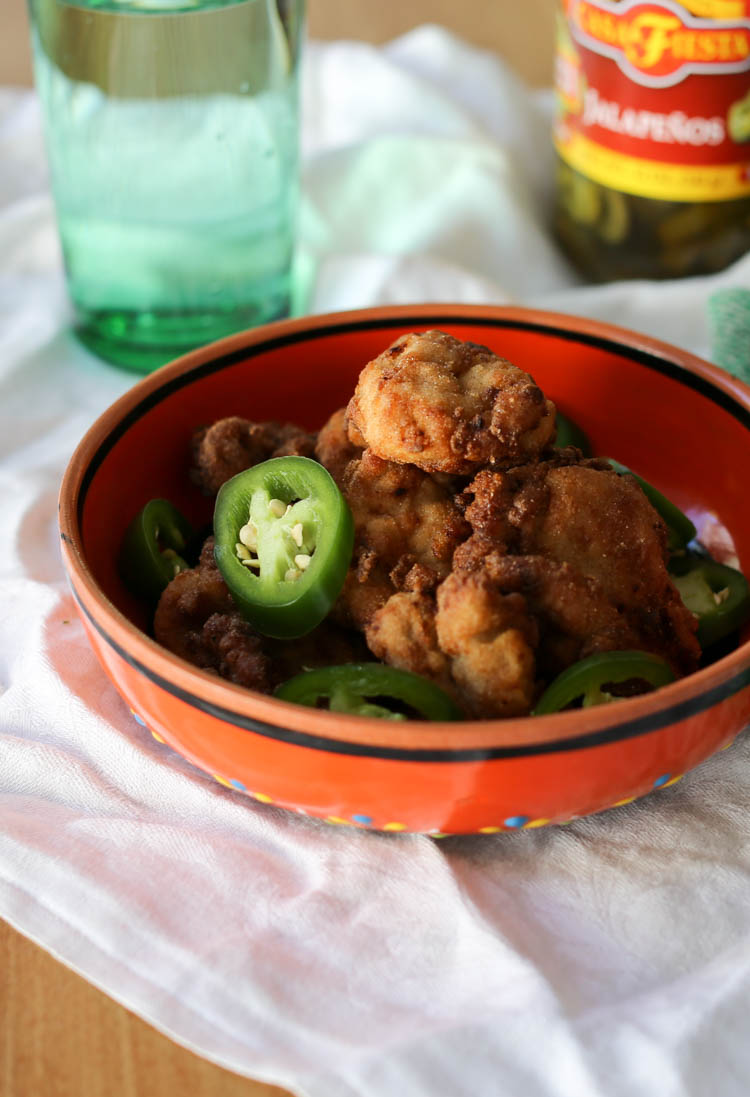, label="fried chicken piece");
[333,549,397,631]
[454,449,609,561]
[201,612,273,691]
[365,592,455,697]
[347,330,556,475]
[476,553,647,681]
[154,539,271,691]
[154,537,368,693]
[333,449,470,630]
[456,458,700,675]
[365,547,679,719]
[435,568,539,717]
[537,465,700,673]
[364,582,538,719]
[365,547,680,719]
[191,416,316,496]
[343,450,469,574]
[314,407,363,485]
